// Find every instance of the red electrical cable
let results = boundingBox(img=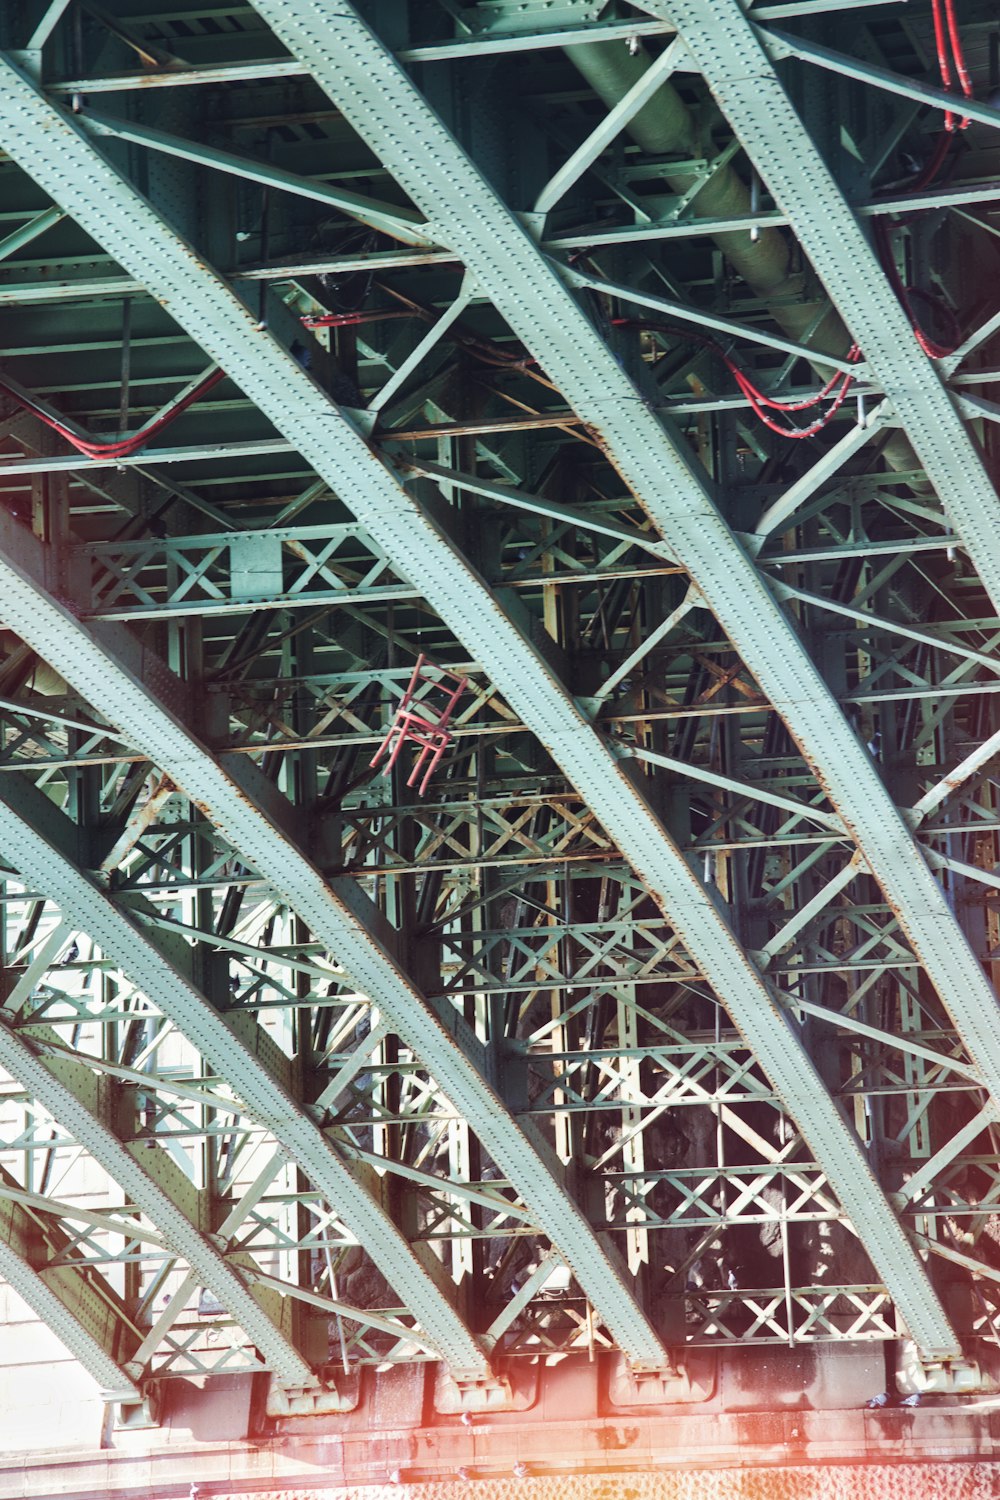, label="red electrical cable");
[301,309,415,328]
[871,2,971,355]
[612,317,861,440]
[930,0,956,131]
[0,367,225,461]
[730,355,859,439]
[943,0,974,128]
[911,130,952,192]
[931,0,974,132]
